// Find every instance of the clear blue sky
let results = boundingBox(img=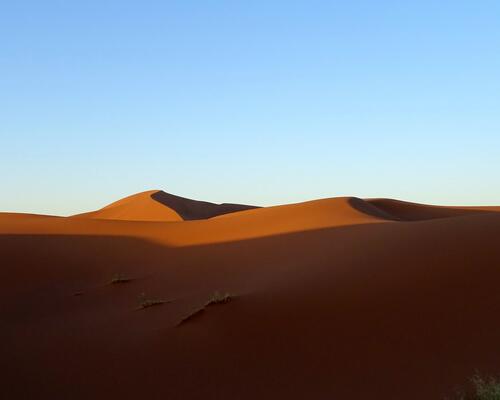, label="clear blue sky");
[1,1,499,215]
